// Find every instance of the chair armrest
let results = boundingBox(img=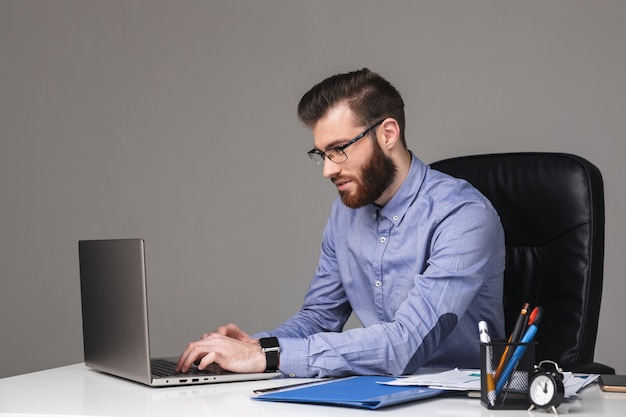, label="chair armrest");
[563,362,615,374]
